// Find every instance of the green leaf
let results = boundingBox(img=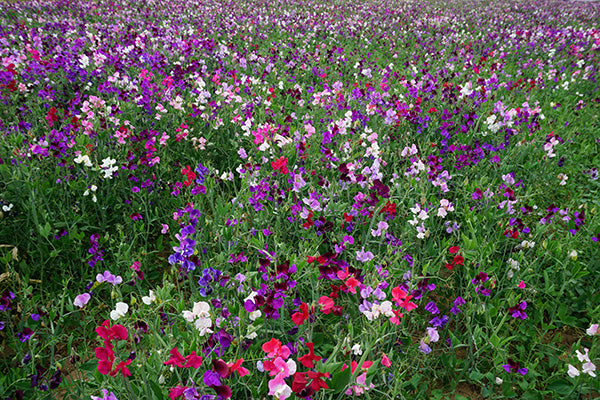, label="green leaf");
[149,380,164,399]
[330,368,351,394]
[469,370,485,381]
[547,379,573,395]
